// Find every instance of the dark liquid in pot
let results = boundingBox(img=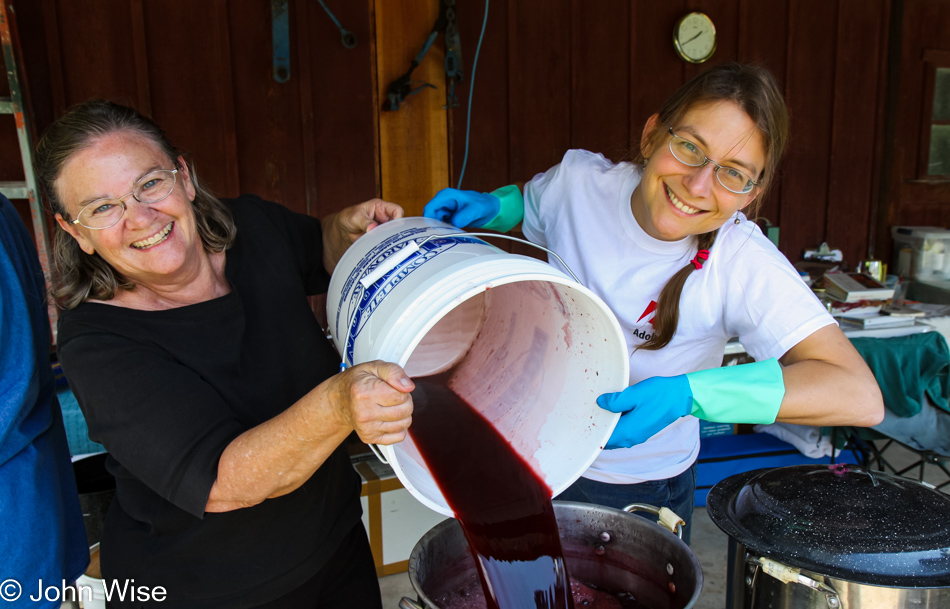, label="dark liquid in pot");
[410,372,574,609]
[431,573,644,608]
